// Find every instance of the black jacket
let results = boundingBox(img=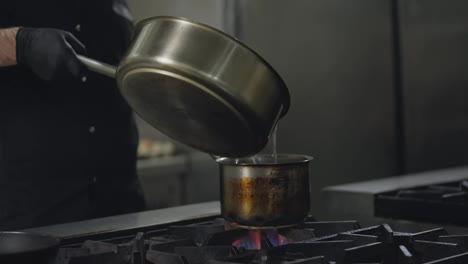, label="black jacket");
[0,0,145,230]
